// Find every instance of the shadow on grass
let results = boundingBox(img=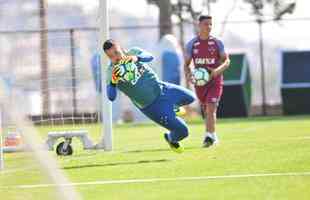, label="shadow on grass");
[63,159,171,170]
[123,148,171,154]
[123,146,202,154]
